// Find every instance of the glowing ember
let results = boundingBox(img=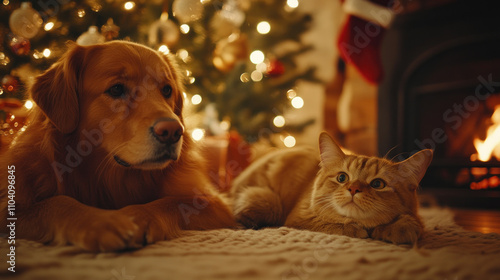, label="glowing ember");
[472,105,500,162]
[470,176,500,190]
